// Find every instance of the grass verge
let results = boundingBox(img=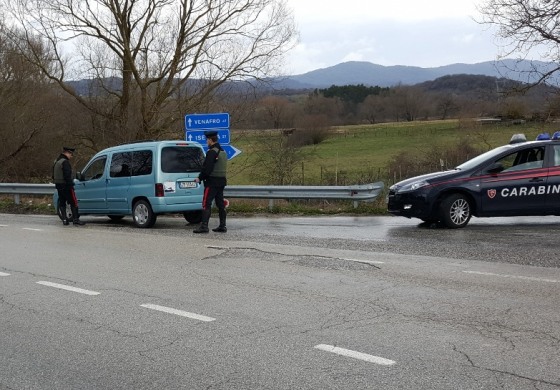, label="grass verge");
[0,195,388,217]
